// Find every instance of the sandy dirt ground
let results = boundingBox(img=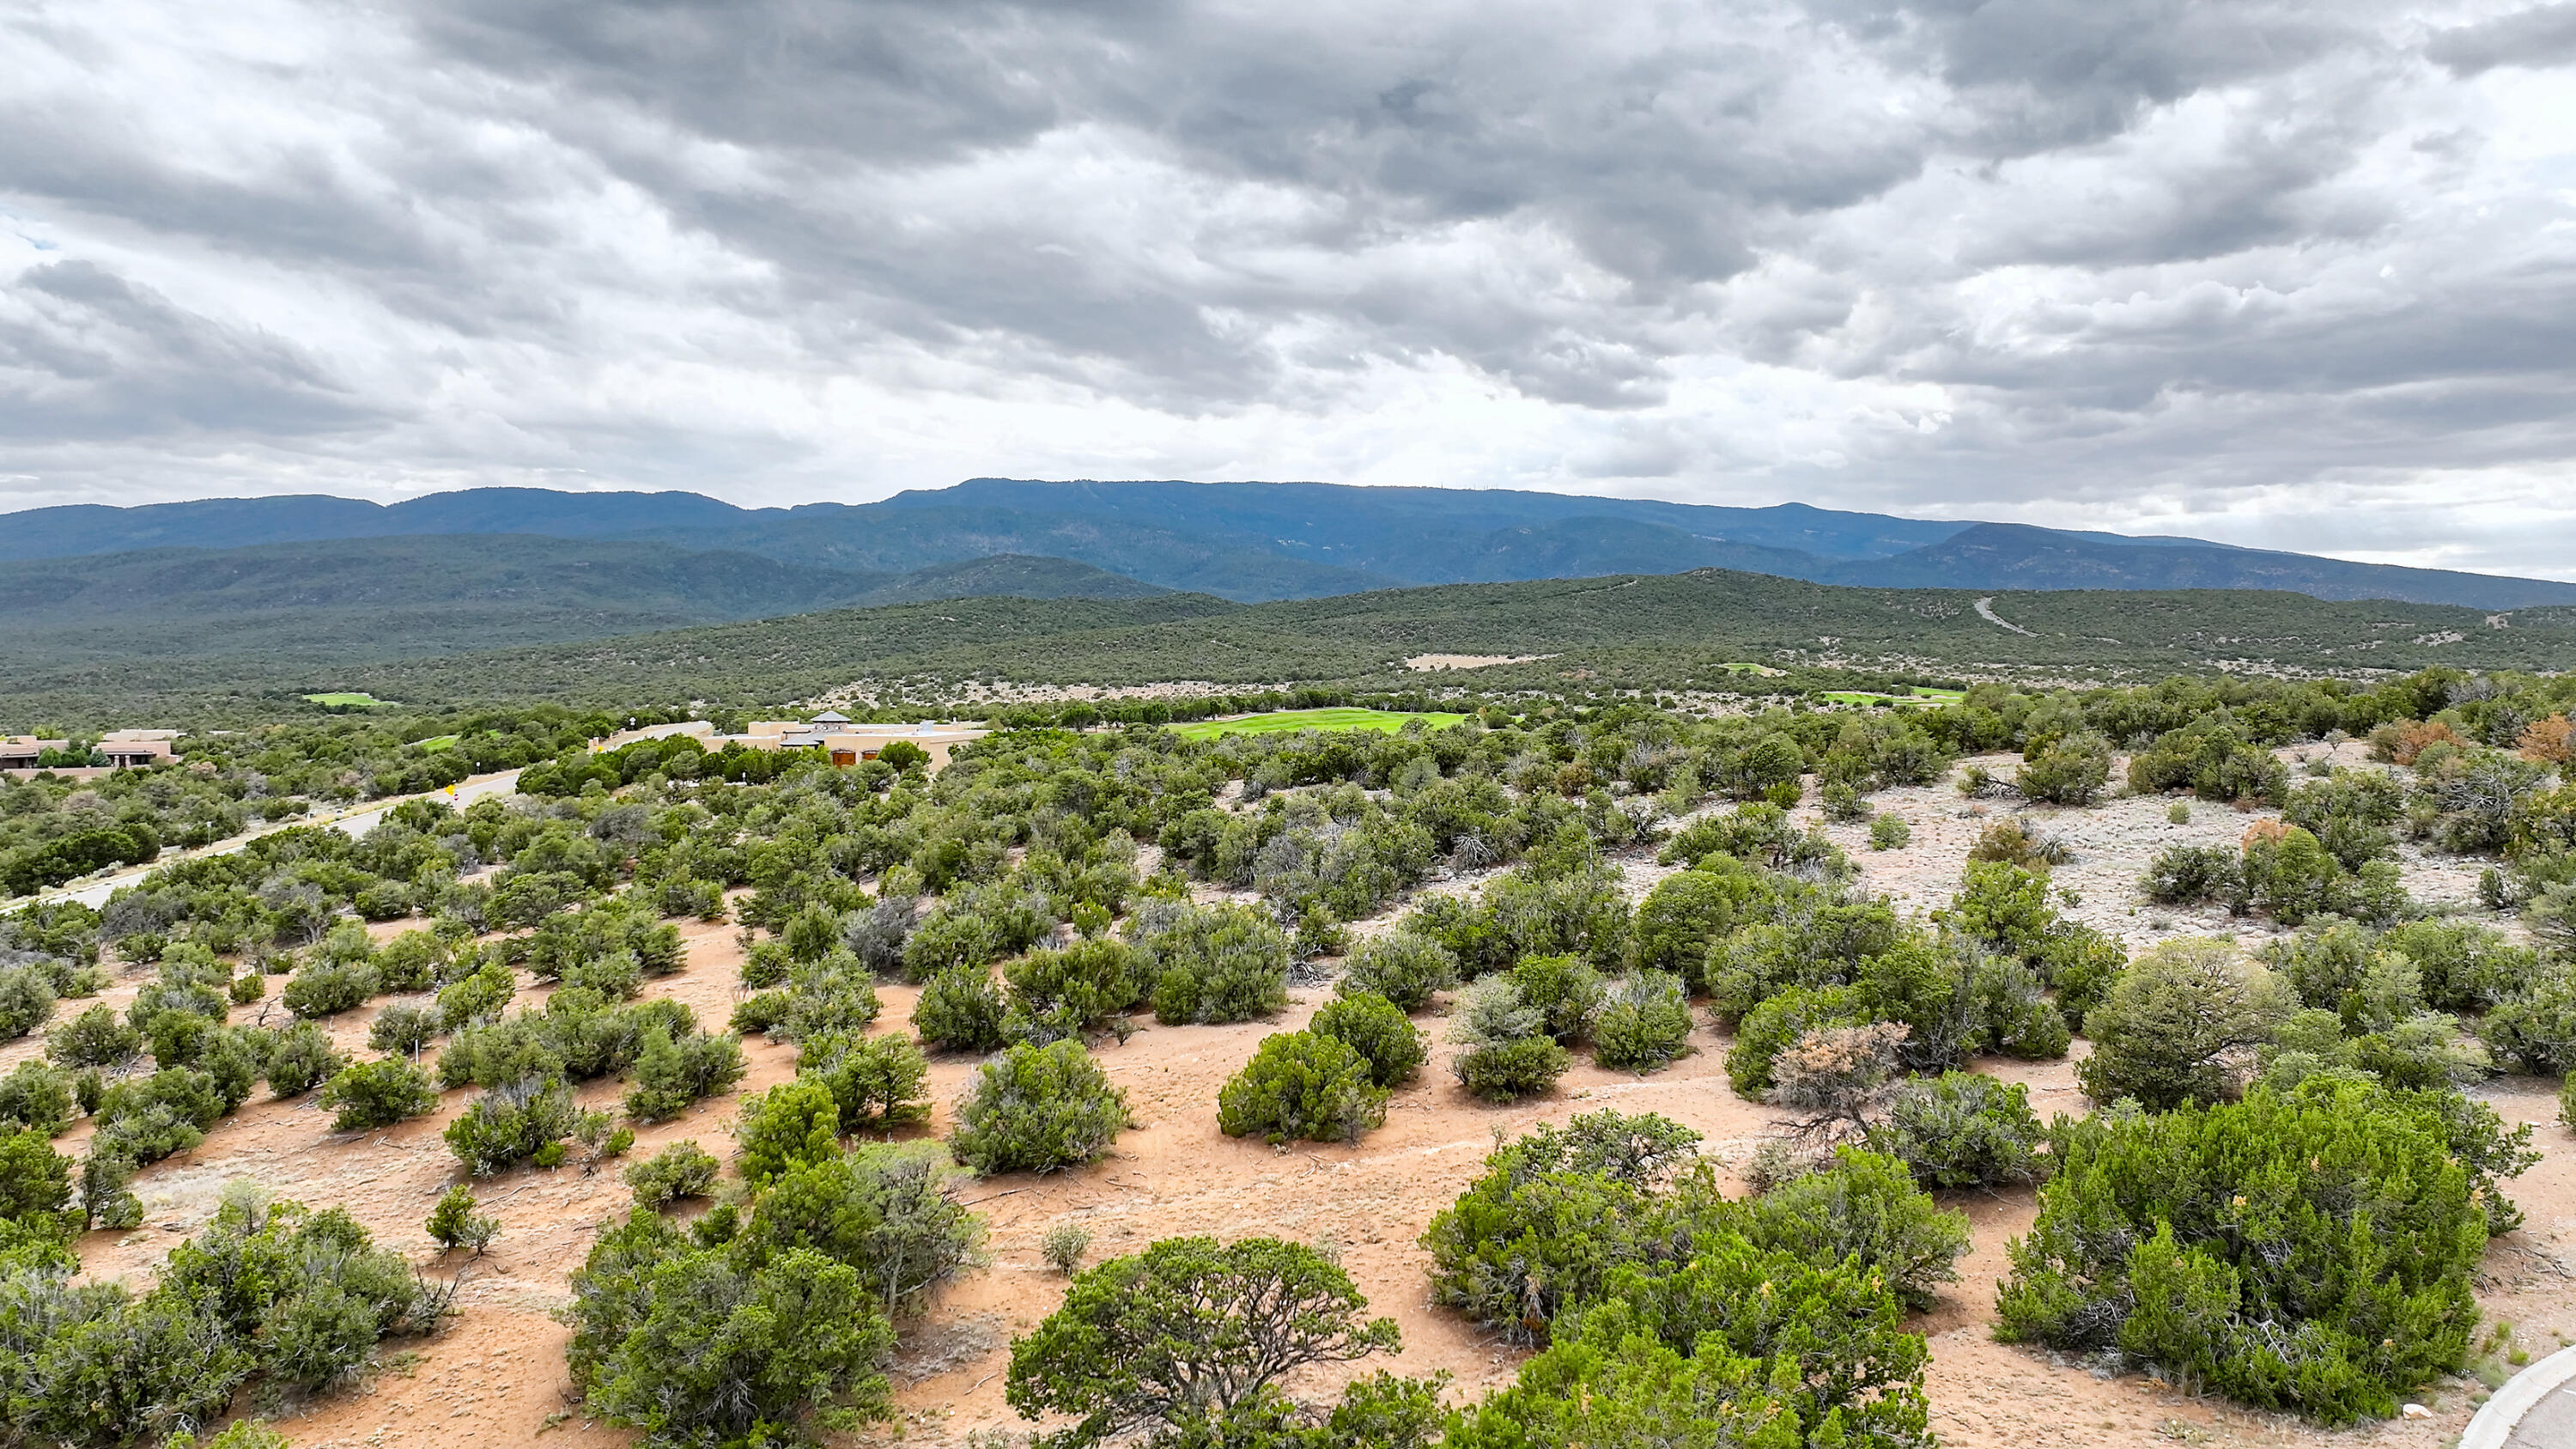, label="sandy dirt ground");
[36,744,2574,1449]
